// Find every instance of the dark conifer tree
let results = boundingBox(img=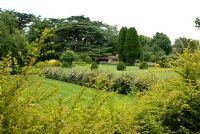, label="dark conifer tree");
[117,27,127,62]
[124,27,141,65]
